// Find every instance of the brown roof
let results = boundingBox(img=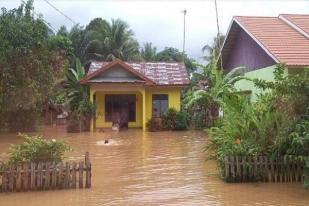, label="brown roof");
[280,14,309,37]
[80,60,190,86]
[221,14,309,67]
